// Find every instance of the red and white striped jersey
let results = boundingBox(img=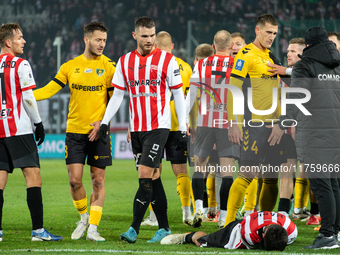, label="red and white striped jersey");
[240,211,297,249]
[0,54,36,138]
[191,55,233,129]
[112,48,182,132]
